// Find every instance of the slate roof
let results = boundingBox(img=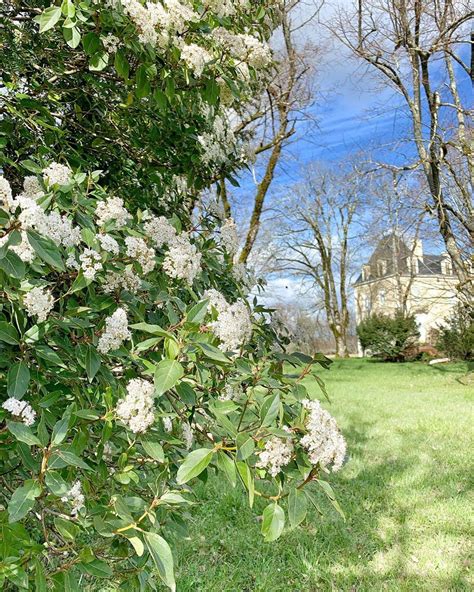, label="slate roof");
[354,233,449,285]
